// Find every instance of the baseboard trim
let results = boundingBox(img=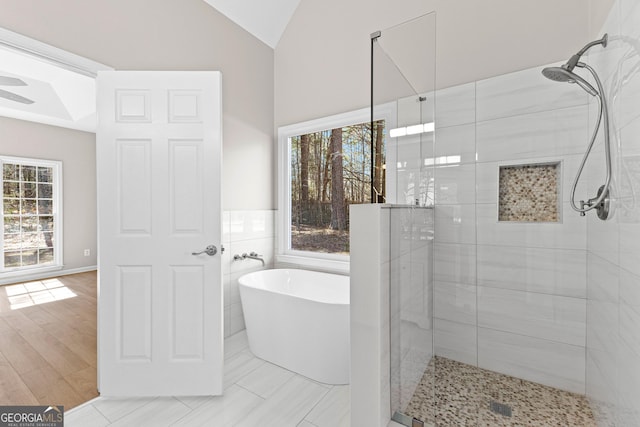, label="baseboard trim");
[0,265,97,286]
